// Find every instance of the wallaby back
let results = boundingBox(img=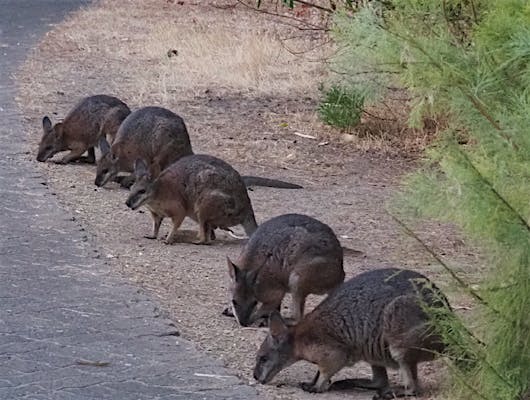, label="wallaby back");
[228,213,345,326]
[38,94,130,164]
[95,106,192,187]
[254,268,449,397]
[125,154,257,245]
